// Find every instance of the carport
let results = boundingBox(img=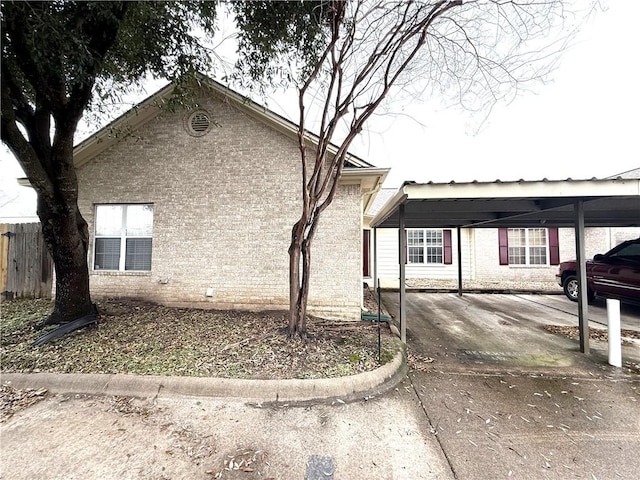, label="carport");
[370,177,640,354]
